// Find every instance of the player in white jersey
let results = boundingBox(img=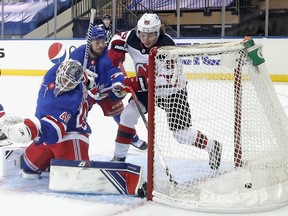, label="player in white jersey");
[108,13,222,170]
